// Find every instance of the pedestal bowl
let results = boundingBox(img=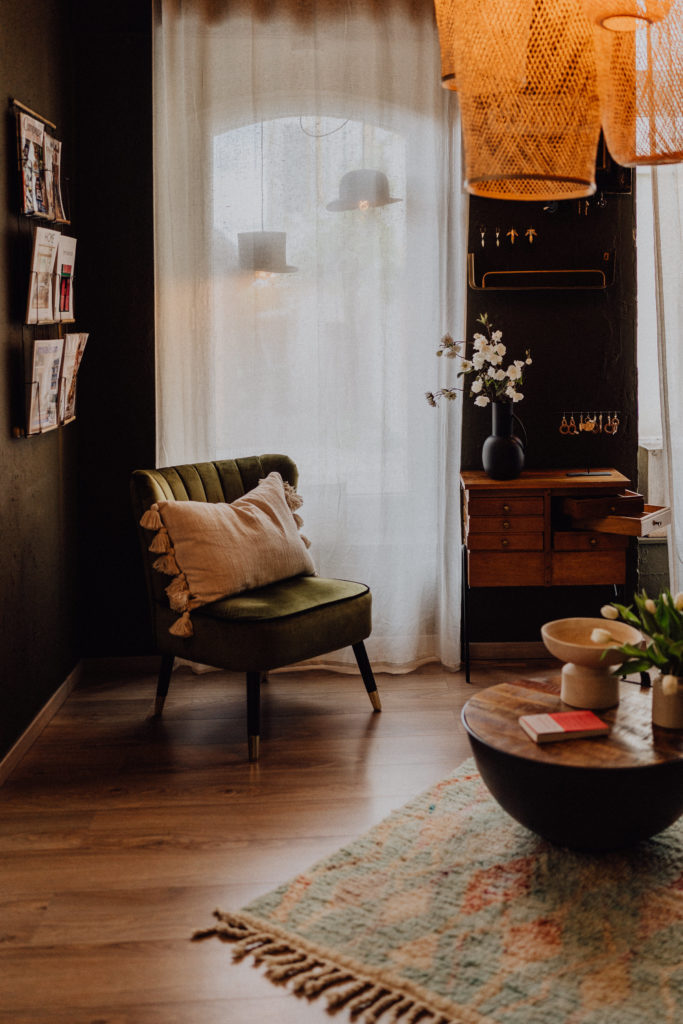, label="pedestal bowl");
[541,617,643,709]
